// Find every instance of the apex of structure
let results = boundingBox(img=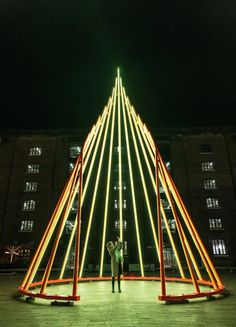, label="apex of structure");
[117,67,120,78]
